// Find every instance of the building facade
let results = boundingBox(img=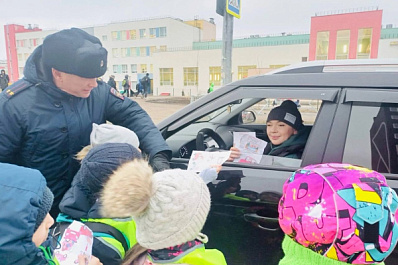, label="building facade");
[3,9,398,96]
